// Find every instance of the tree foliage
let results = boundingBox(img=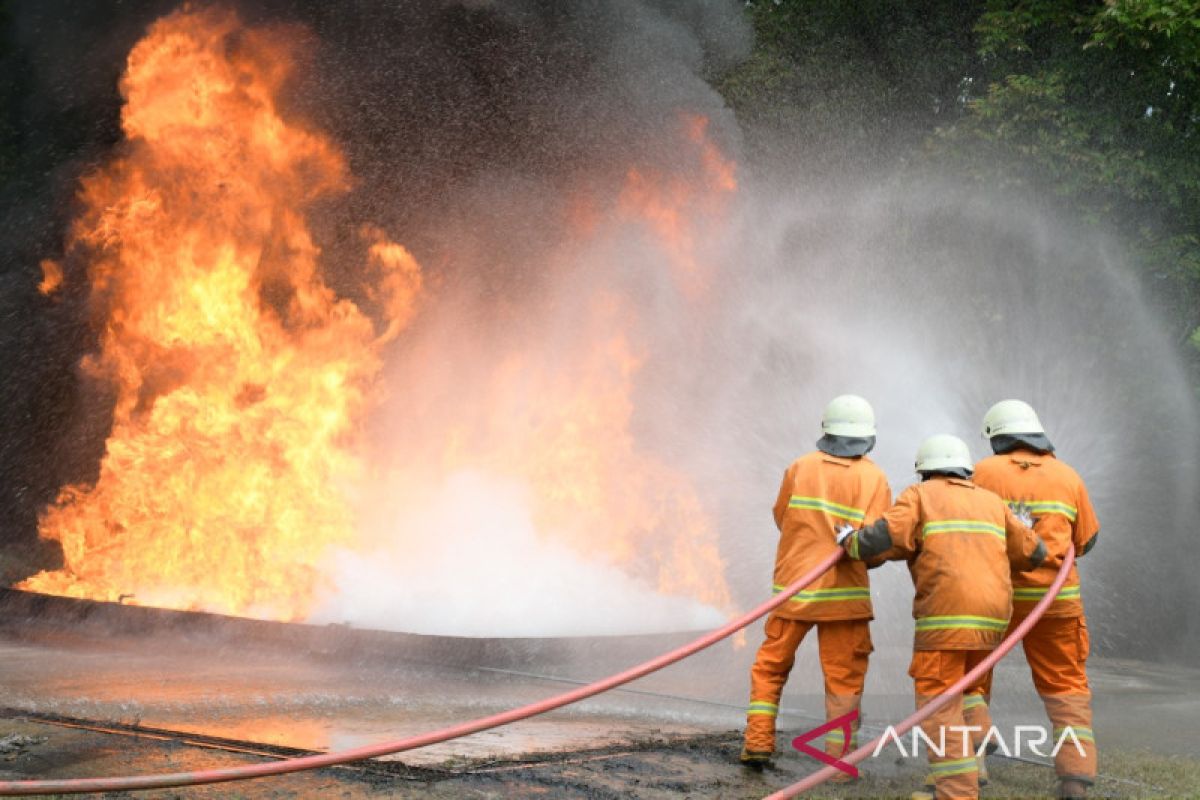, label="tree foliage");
[935,0,1200,348]
[717,0,987,170]
[720,0,1200,386]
